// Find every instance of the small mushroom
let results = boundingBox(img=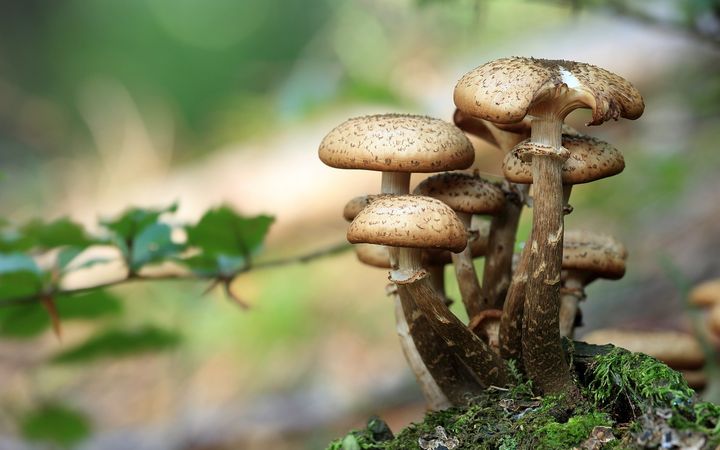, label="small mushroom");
[689,279,720,308]
[559,231,627,338]
[582,329,705,371]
